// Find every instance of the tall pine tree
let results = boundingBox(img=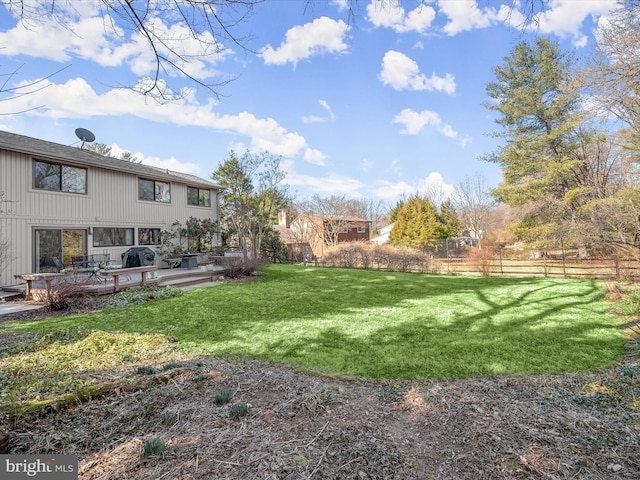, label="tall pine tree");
[484,37,588,245]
